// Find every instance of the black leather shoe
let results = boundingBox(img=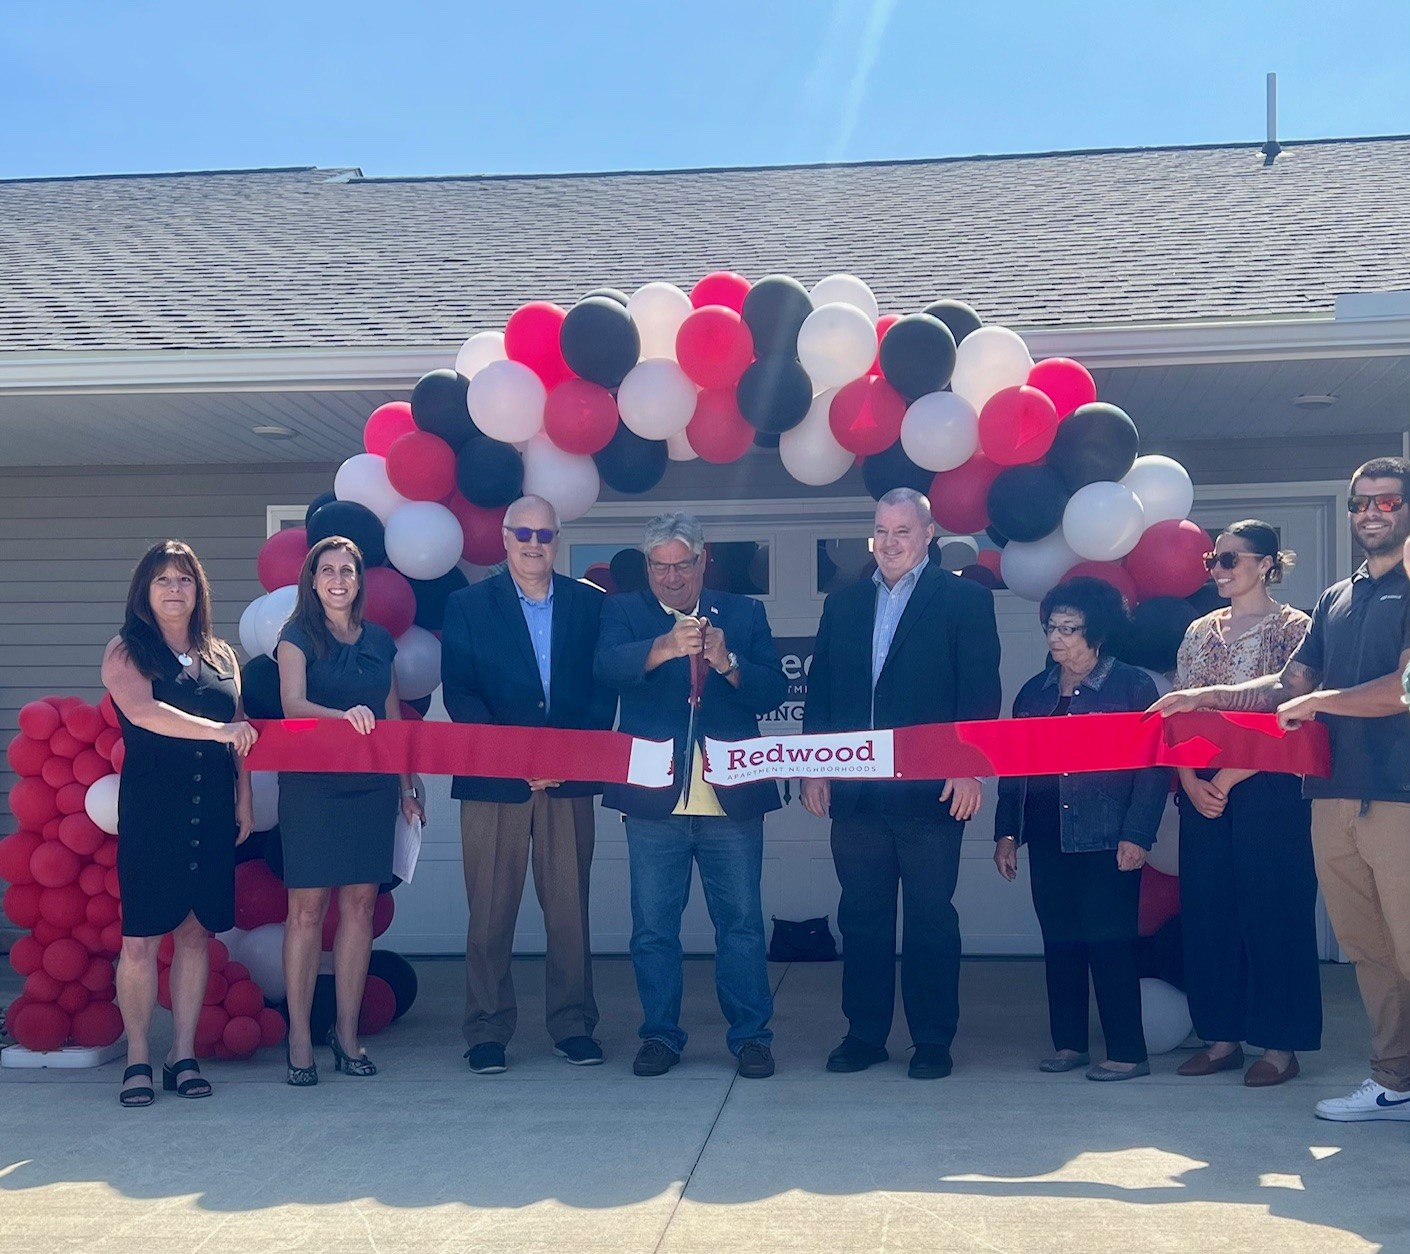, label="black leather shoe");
[465,1043,507,1074]
[826,1035,889,1073]
[736,1040,775,1078]
[908,1044,954,1079]
[633,1040,681,1076]
[554,1036,604,1066]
